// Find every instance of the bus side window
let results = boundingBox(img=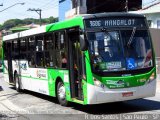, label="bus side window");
[3,42,7,60]
[44,33,54,67]
[55,32,61,68]
[20,38,27,60]
[12,40,19,60]
[54,31,67,69]
[35,35,44,67]
[61,52,67,68]
[28,37,36,67]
